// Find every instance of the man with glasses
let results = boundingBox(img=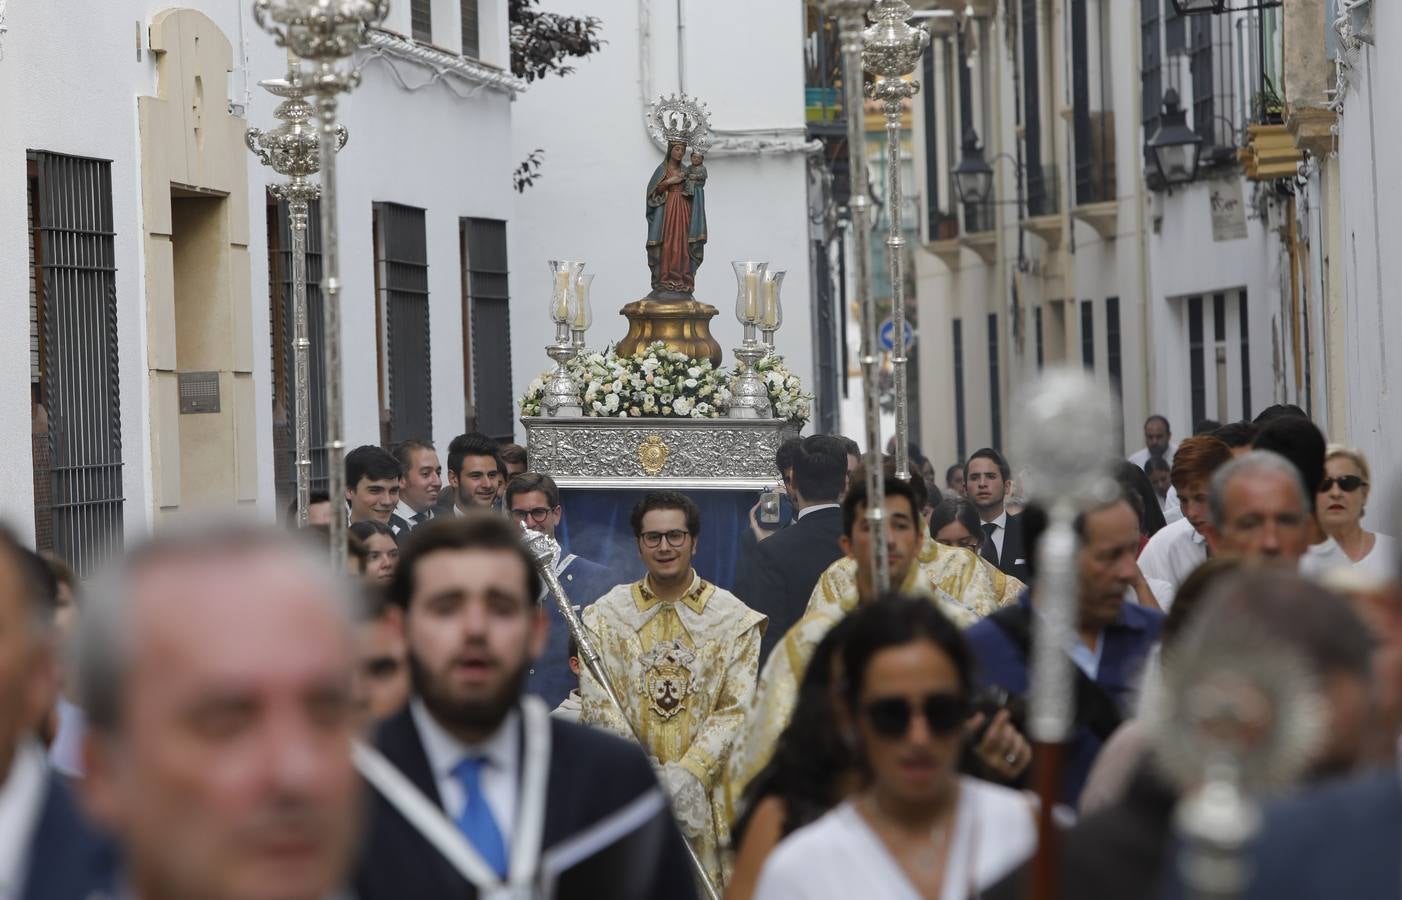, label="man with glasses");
[578,491,765,889]
[505,472,616,707]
